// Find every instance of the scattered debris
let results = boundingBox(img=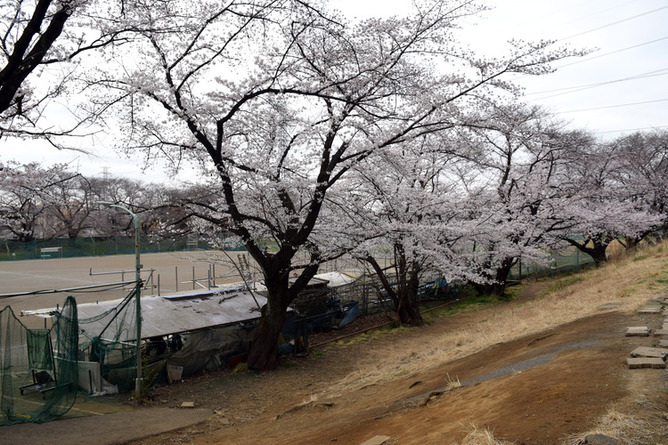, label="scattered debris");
[359,435,393,445]
[526,333,556,347]
[275,400,335,419]
[582,433,619,444]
